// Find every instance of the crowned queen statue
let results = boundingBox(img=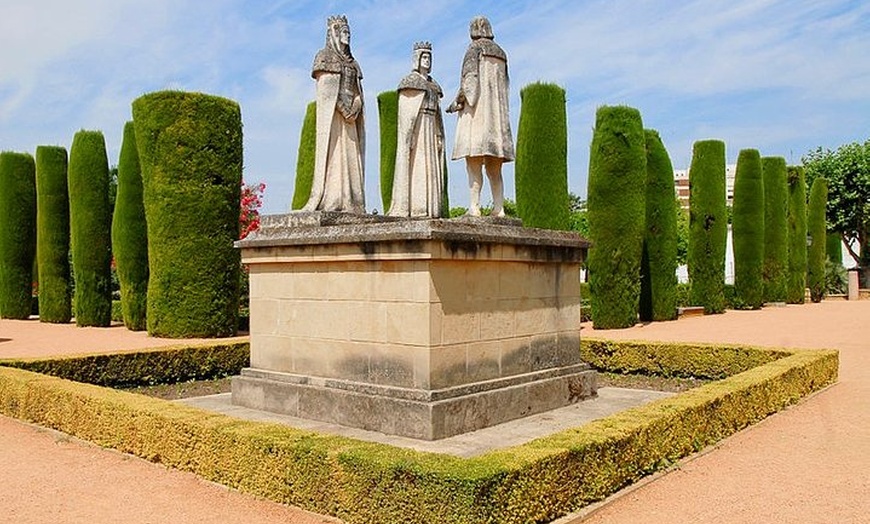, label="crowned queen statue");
[303,15,366,214]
